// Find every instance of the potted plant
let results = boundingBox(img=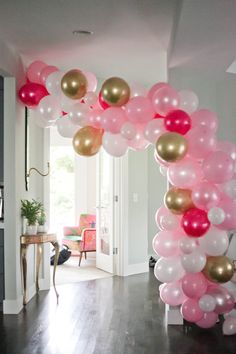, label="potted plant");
[21,199,42,235]
[37,207,47,233]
